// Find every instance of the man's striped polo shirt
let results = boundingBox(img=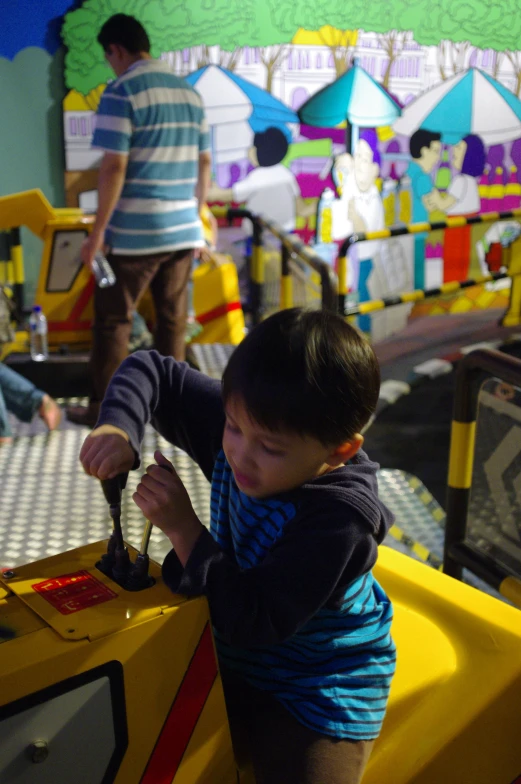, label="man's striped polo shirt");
[92,58,210,256]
